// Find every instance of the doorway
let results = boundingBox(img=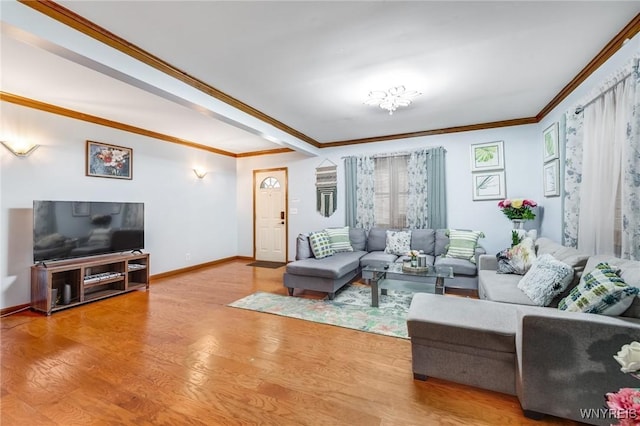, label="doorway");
[253,168,288,262]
